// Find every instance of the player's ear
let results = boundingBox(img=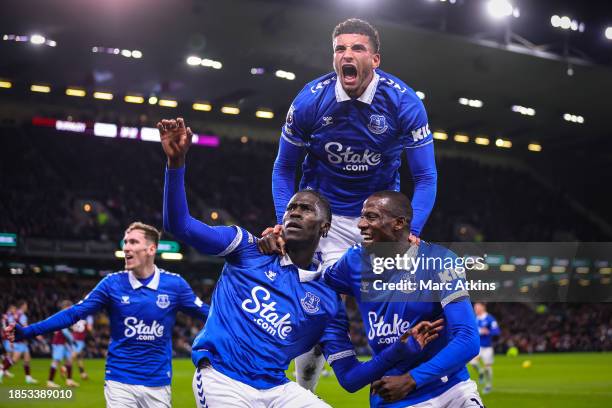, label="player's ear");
[394,216,407,231]
[320,221,331,238]
[372,53,380,69]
